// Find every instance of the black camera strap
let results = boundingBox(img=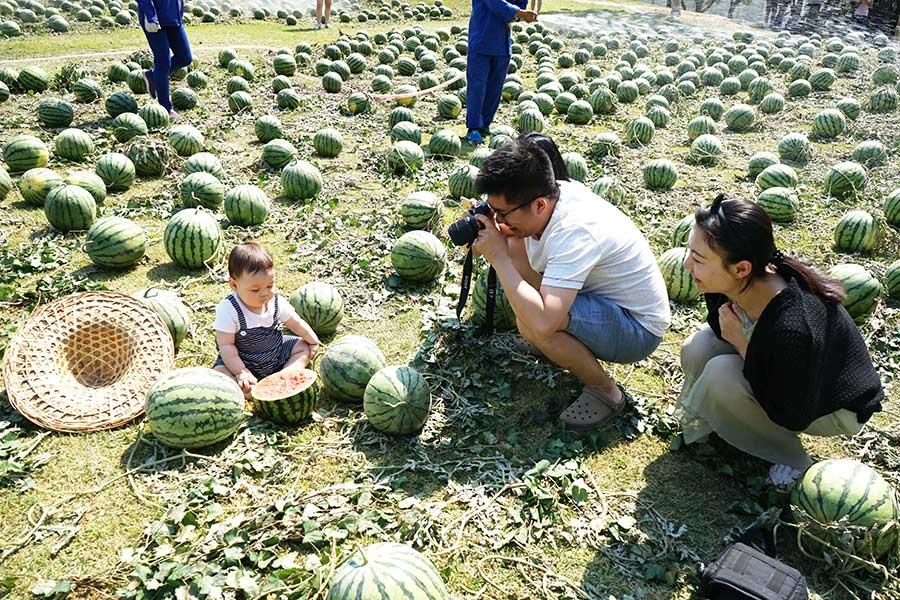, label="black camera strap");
[456,246,497,335]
